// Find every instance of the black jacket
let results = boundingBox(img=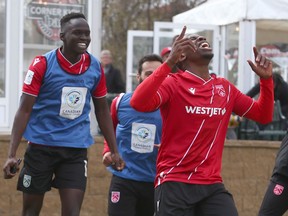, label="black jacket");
[104,64,125,93]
